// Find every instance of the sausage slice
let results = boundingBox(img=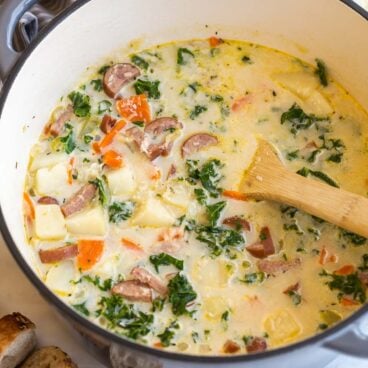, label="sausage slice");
[61,183,97,217]
[246,227,275,258]
[223,216,251,231]
[181,133,218,157]
[100,114,117,134]
[145,117,182,136]
[111,280,152,302]
[245,337,267,353]
[39,244,78,264]
[131,266,168,295]
[223,340,241,354]
[49,105,73,137]
[37,196,59,205]
[146,141,173,161]
[103,63,140,99]
[125,126,146,148]
[257,258,301,275]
